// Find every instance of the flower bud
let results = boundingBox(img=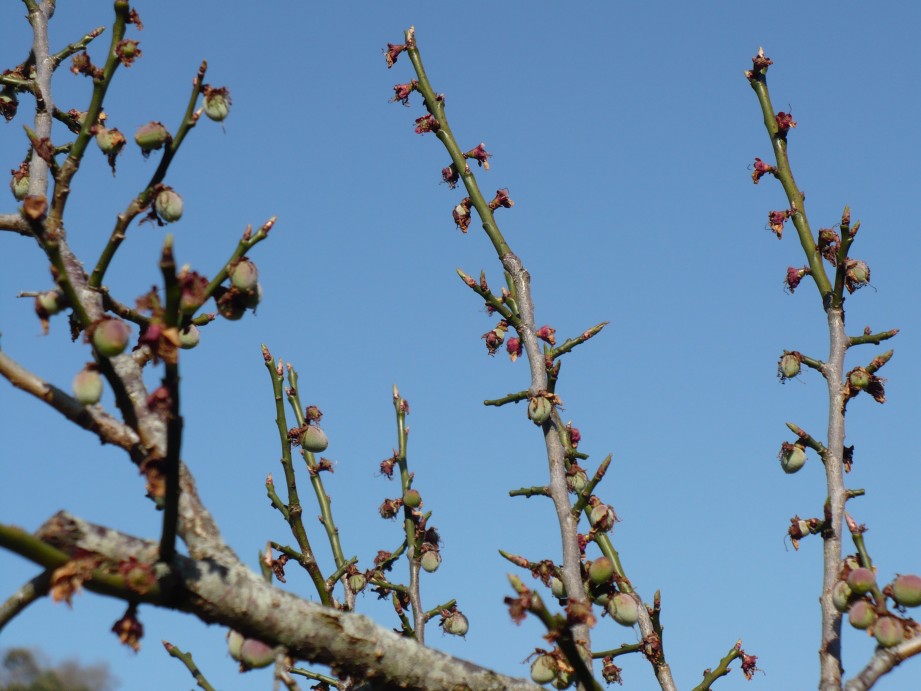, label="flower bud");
[890,574,921,608]
[92,318,131,357]
[178,324,200,349]
[779,442,807,474]
[134,121,170,154]
[847,567,876,595]
[847,599,876,630]
[874,616,904,648]
[299,425,329,453]
[154,187,183,223]
[421,549,442,573]
[530,655,559,684]
[607,593,639,627]
[72,367,103,405]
